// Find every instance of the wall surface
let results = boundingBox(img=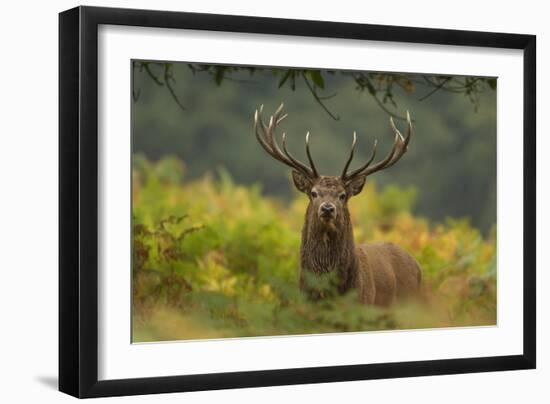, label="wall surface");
[0,0,546,402]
